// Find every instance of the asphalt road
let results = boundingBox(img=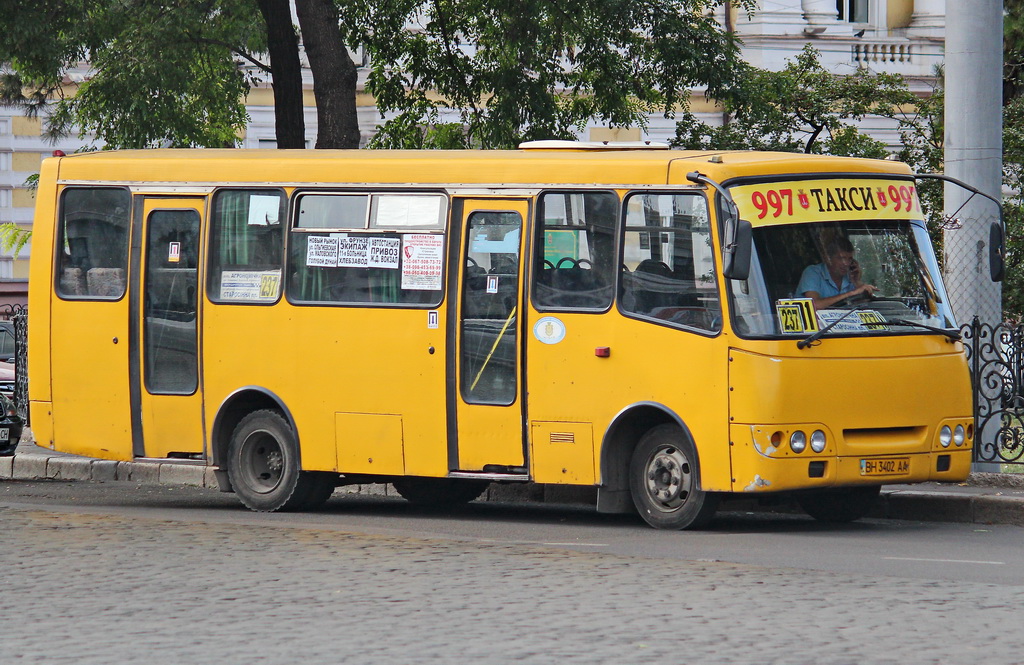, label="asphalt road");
[4,479,1023,664]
